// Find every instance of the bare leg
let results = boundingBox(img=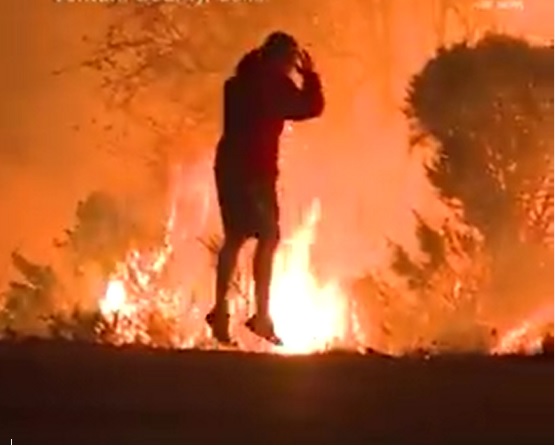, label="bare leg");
[244,180,282,345]
[214,235,244,315]
[253,234,279,318]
